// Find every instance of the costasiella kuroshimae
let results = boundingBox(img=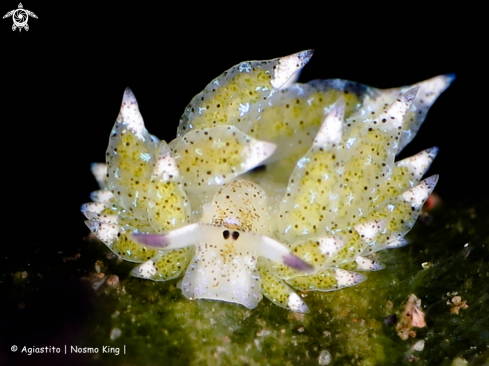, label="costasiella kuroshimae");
[82,50,453,312]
